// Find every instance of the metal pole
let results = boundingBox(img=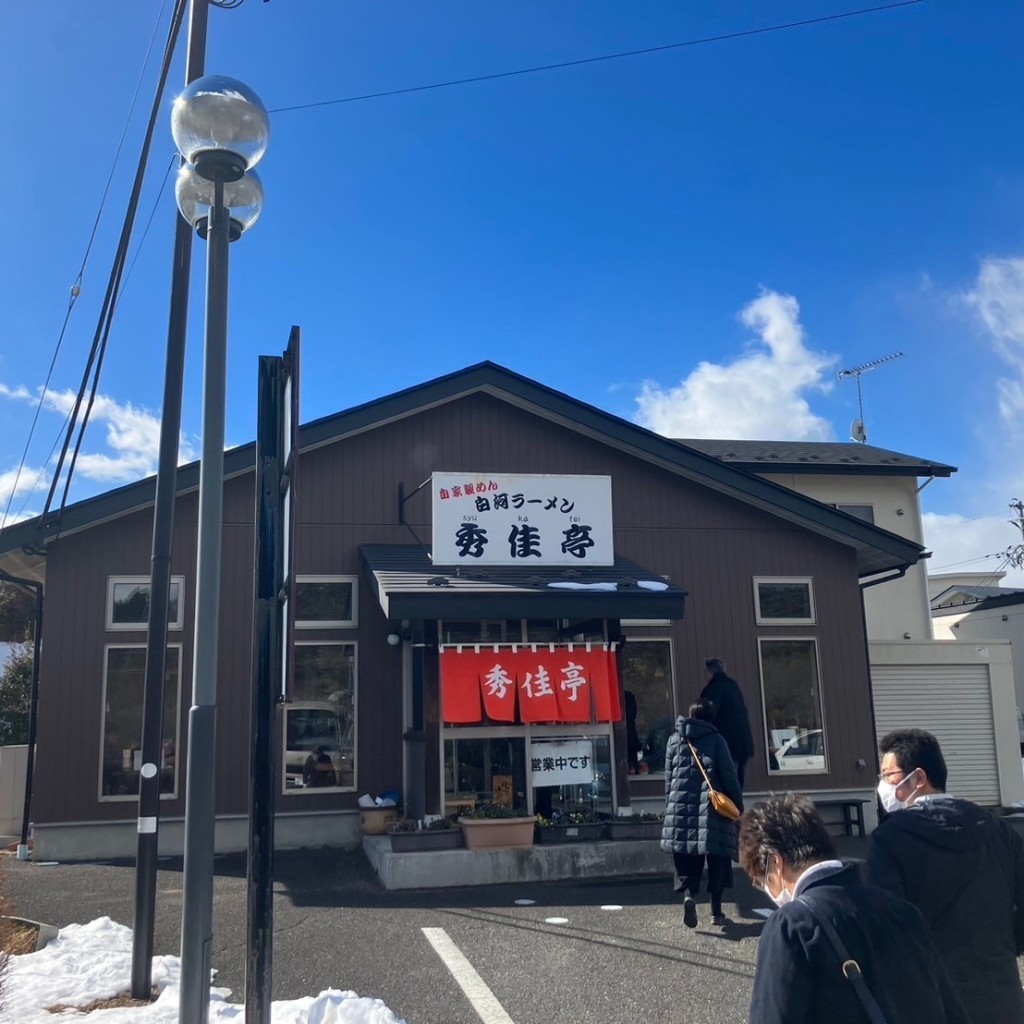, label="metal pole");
[245,356,282,1024]
[131,0,208,1000]
[18,584,42,856]
[178,177,230,1024]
